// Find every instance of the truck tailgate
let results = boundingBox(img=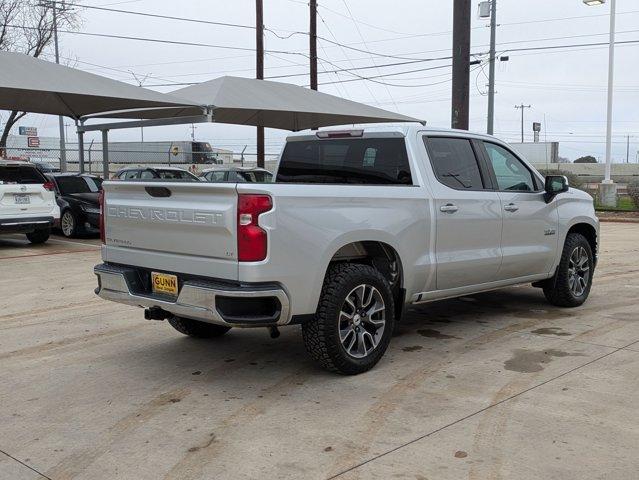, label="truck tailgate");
[102,181,238,280]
